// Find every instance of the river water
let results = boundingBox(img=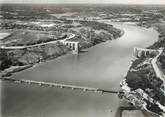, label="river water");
[1,21,159,117]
